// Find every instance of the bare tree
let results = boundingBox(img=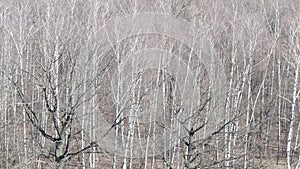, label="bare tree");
[1,0,300,168]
